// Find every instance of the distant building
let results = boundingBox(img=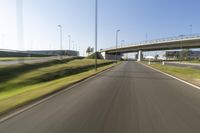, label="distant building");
[0,49,79,57]
[166,51,200,59]
[189,51,200,58]
[26,50,79,57]
[0,49,48,57]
